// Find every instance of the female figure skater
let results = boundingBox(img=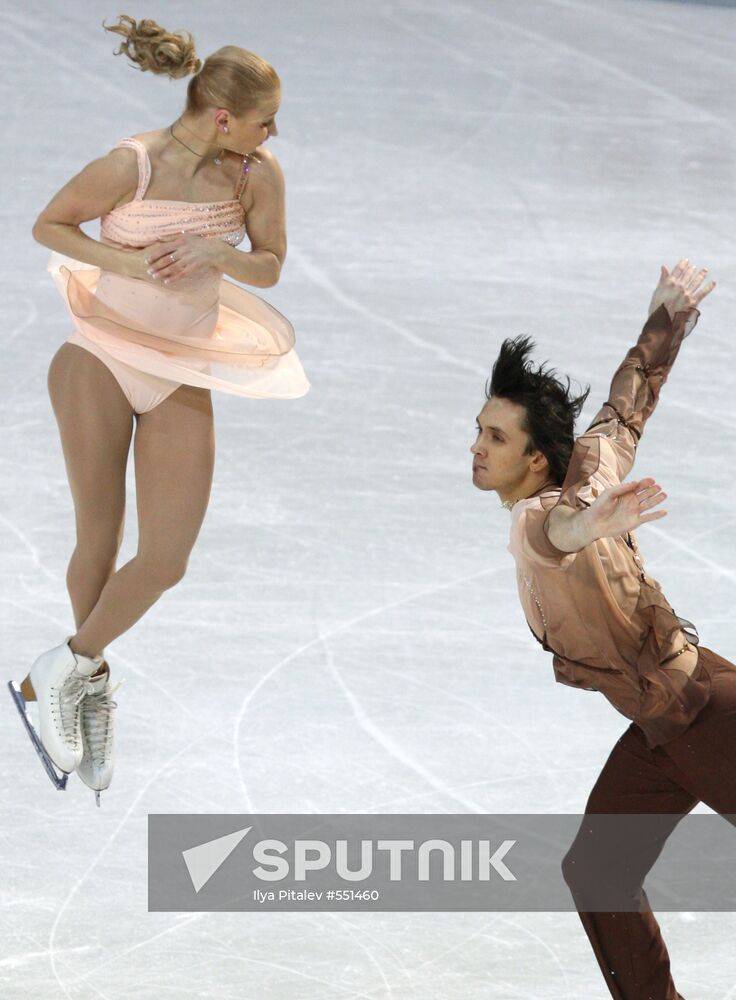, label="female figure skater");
[8,16,308,805]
